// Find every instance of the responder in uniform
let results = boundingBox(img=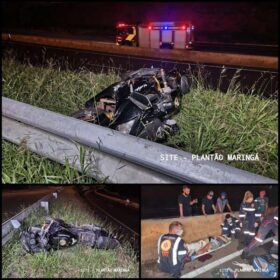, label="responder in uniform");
[254,190,269,220]
[239,191,261,246]
[221,213,241,238]
[241,210,278,259]
[157,221,192,278]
